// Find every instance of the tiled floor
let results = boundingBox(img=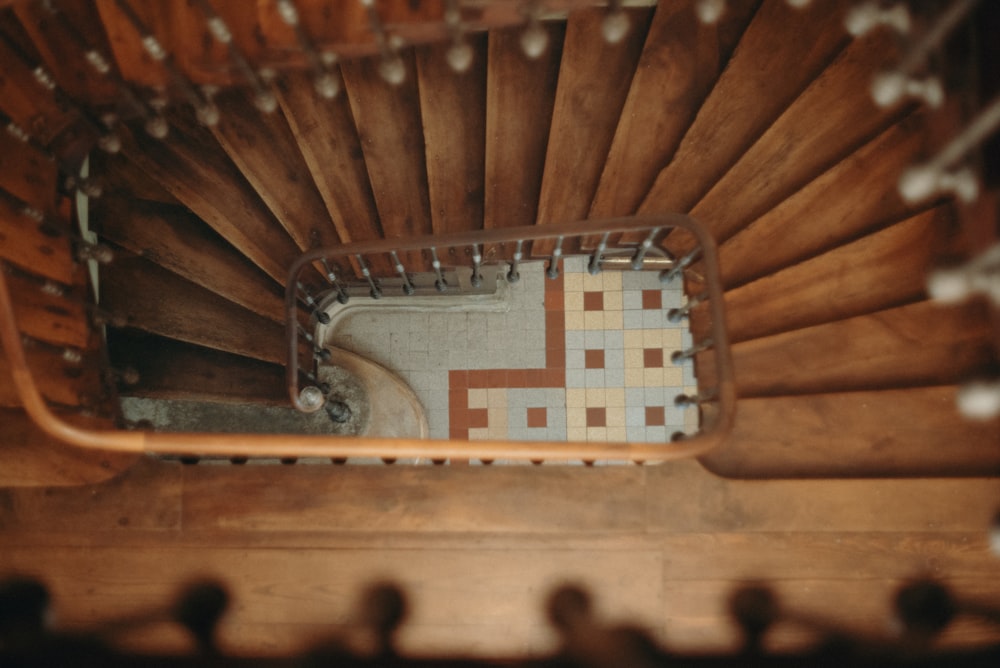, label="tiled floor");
[327,256,698,447]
